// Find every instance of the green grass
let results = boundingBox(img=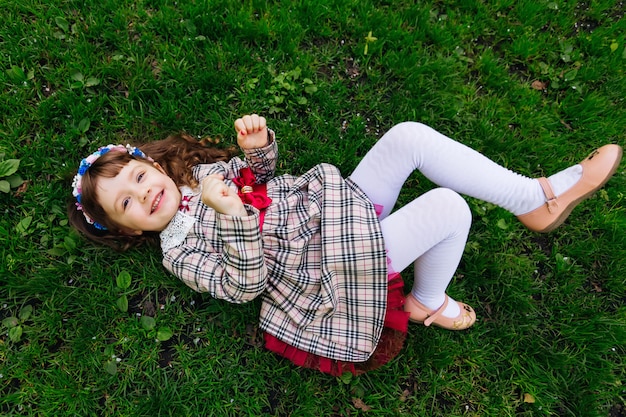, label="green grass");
[1,0,625,415]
